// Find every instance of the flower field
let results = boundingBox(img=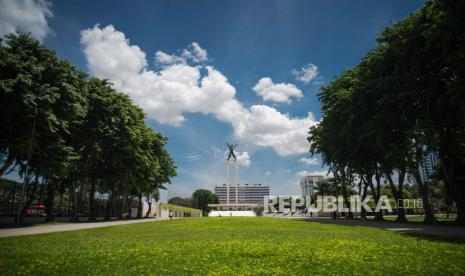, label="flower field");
[0,217,464,275]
